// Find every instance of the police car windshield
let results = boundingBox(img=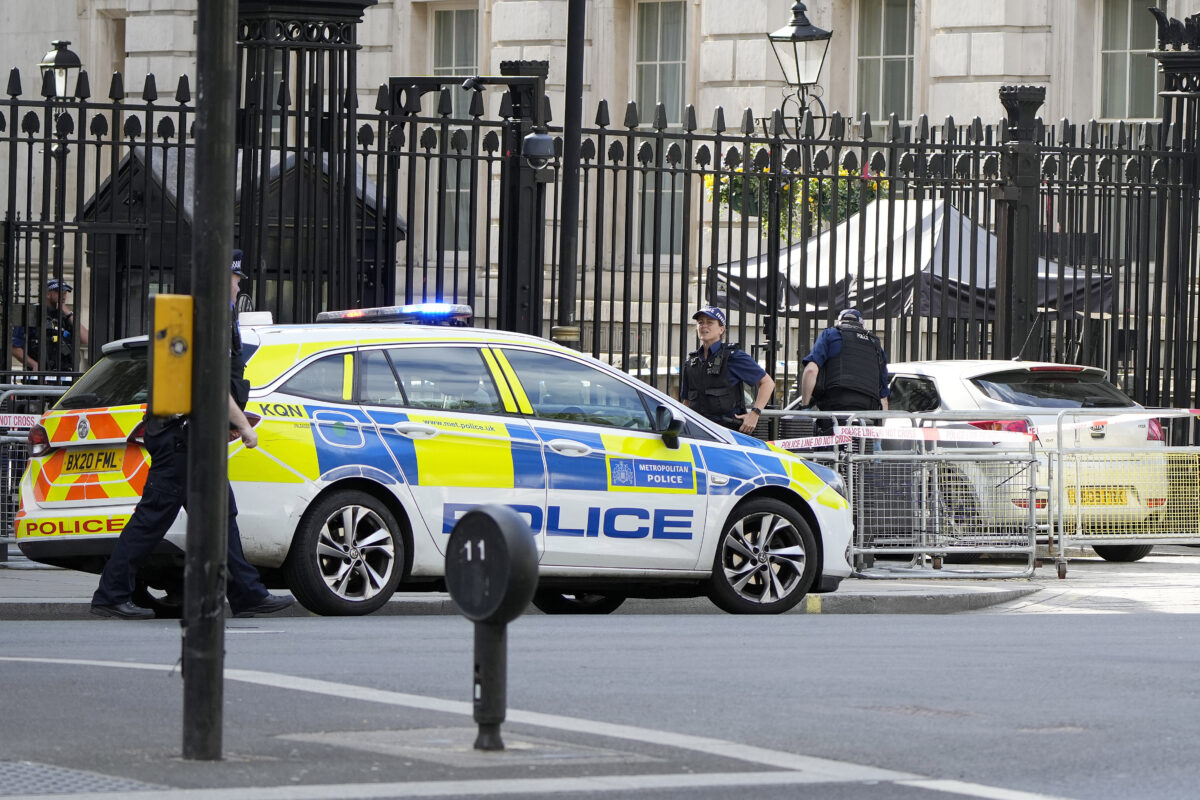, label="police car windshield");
[55,348,148,410]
